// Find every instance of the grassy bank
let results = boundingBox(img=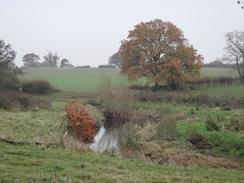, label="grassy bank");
[1,141,243,183]
[0,93,243,182]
